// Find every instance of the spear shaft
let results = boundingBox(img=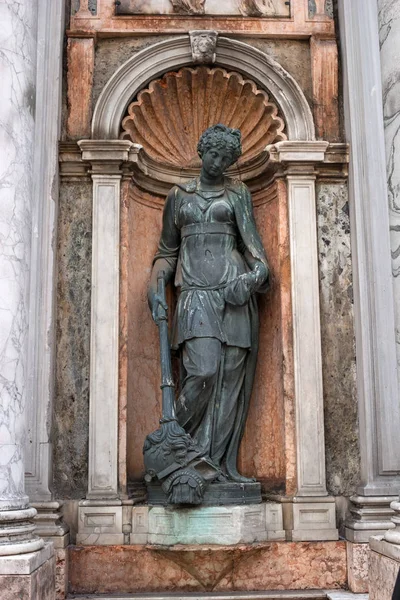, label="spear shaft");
[156,272,176,422]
